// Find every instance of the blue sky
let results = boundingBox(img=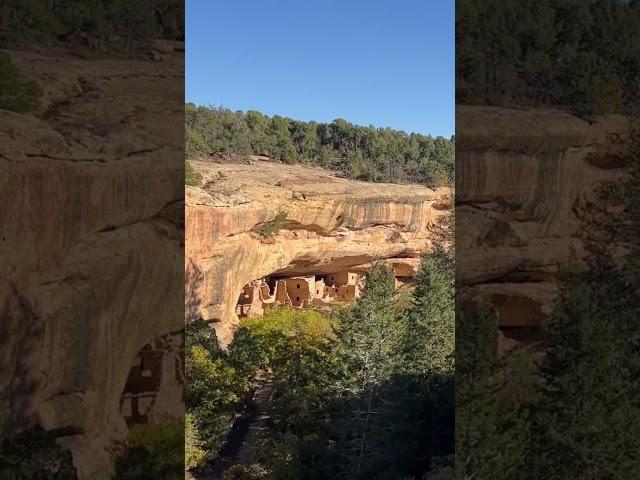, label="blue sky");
[186,0,454,137]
